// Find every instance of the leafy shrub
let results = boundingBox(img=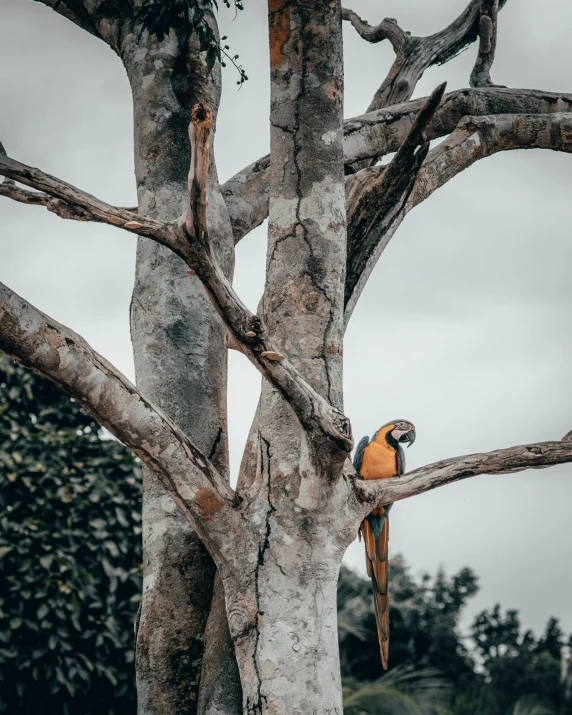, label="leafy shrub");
[0,354,142,715]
